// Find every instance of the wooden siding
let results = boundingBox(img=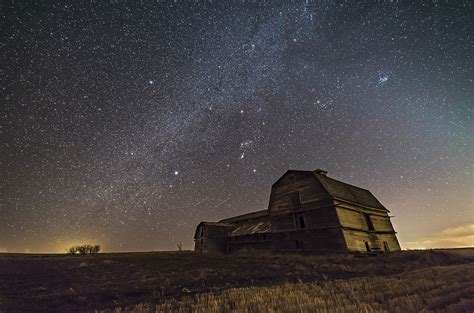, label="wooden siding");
[288,229,347,251]
[270,206,339,232]
[194,224,231,254]
[336,207,368,230]
[377,233,401,251]
[336,206,396,233]
[295,207,340,229]
[342,229,379,252]
[370,214,395,232]
[268,171,330,214]
[334,200,388,214]
[269,214,295,231]
[342,229,401,252]
[228,229,346,253]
